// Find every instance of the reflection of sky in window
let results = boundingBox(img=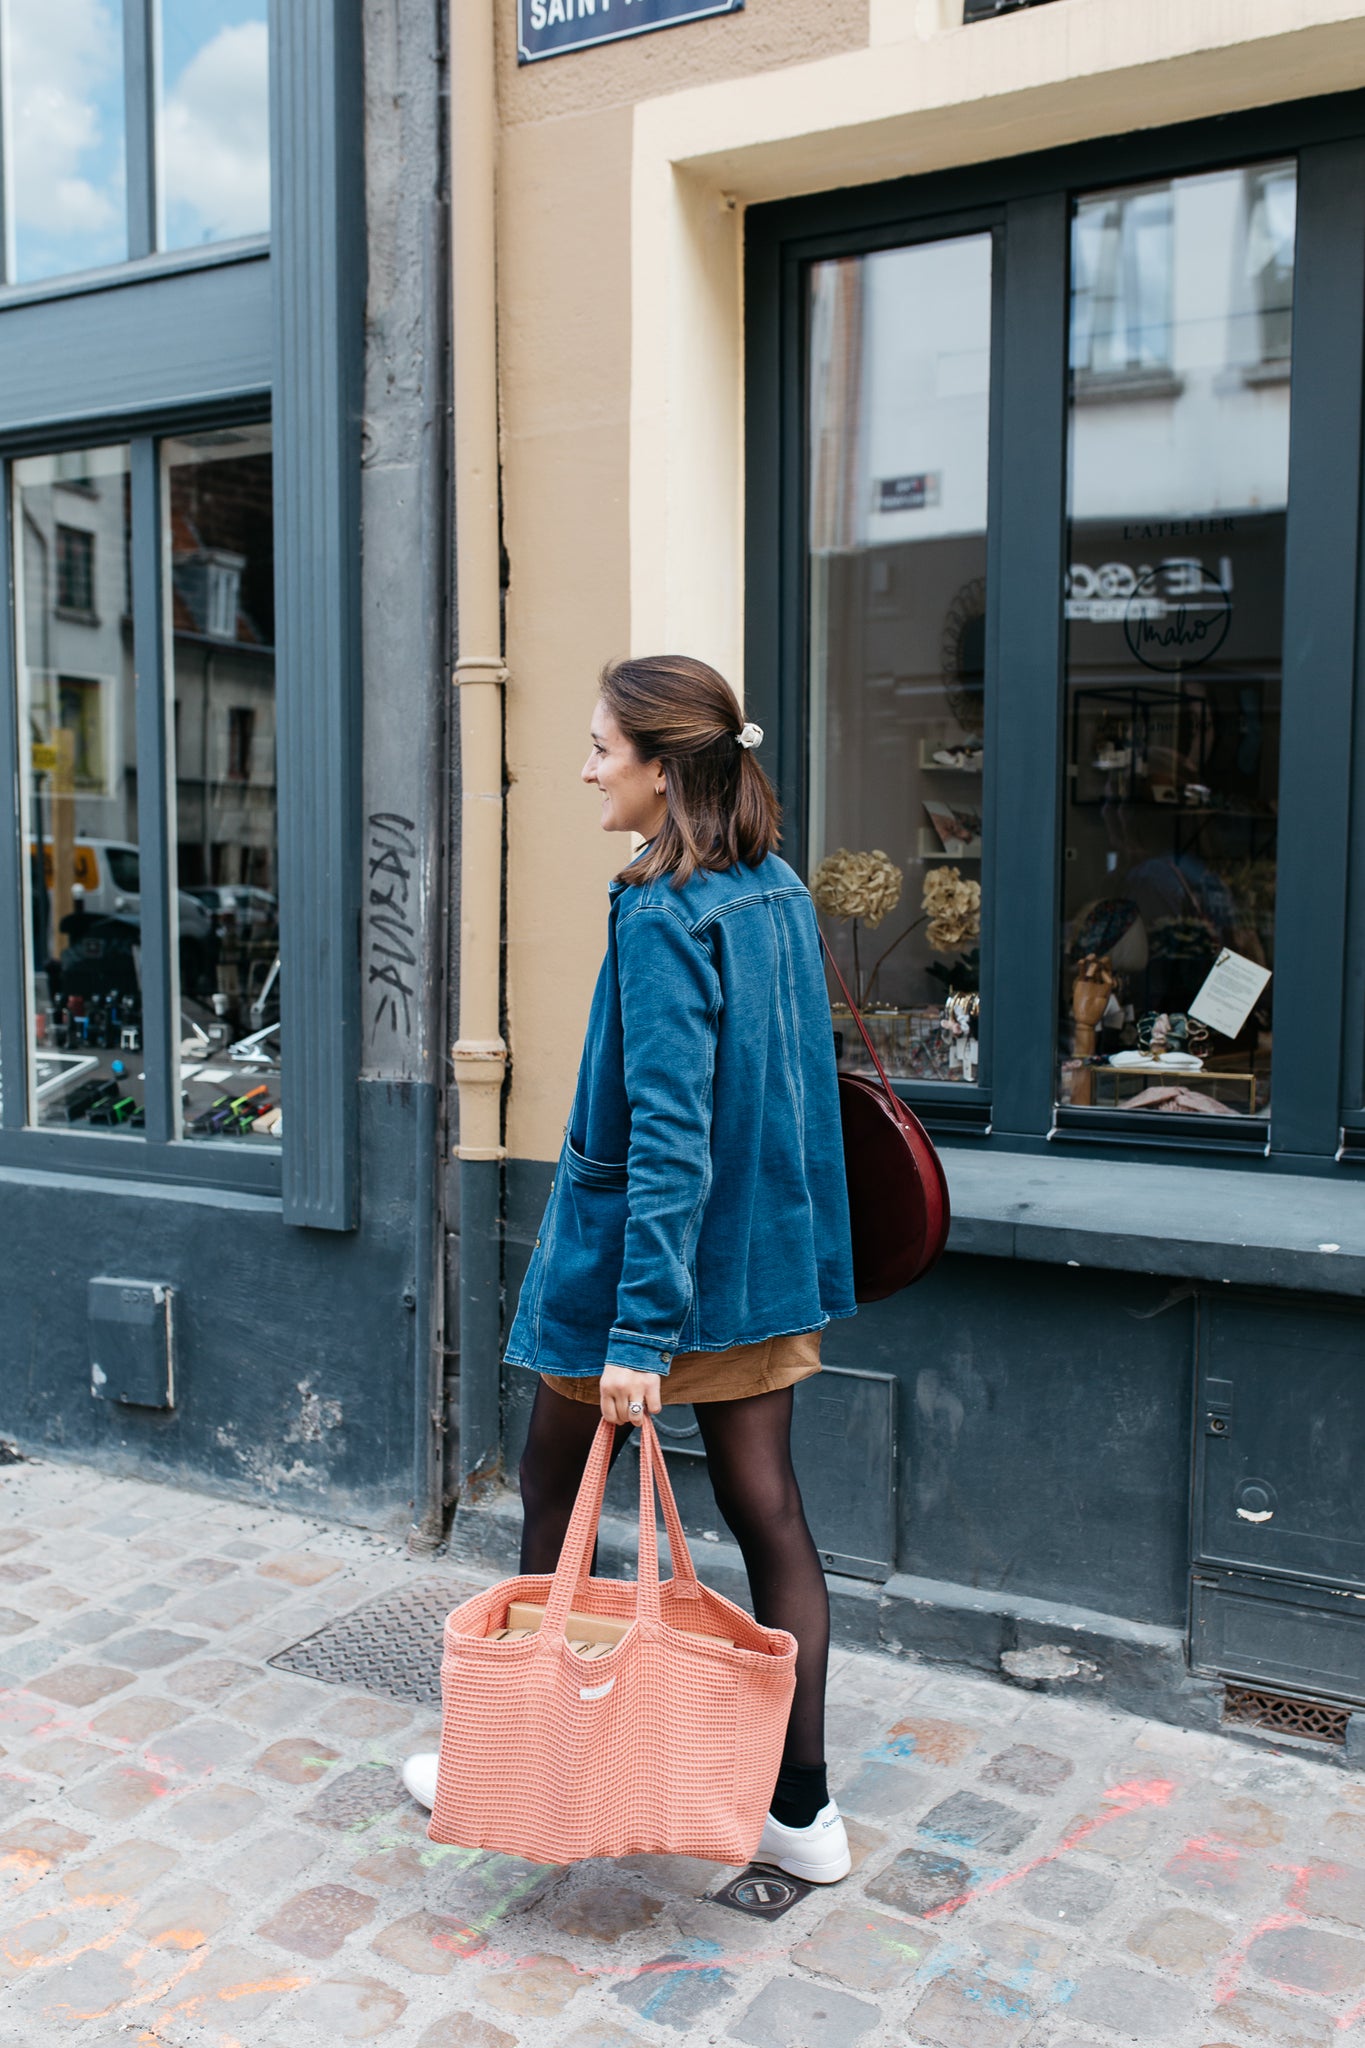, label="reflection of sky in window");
[1071,190,1173,375]
[159,0,269,249]
[7,0,128,282]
